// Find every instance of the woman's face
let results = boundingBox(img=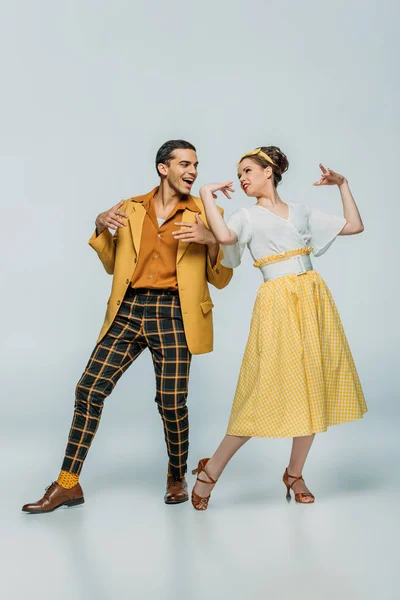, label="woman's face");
[238,158,272,197]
